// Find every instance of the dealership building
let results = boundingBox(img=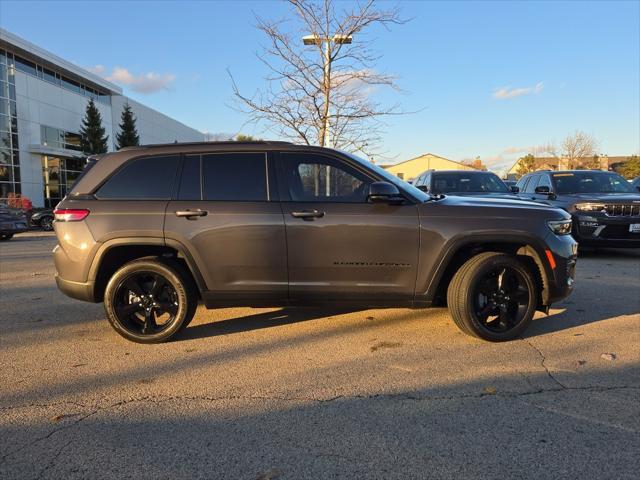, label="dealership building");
[0,28,204,208]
